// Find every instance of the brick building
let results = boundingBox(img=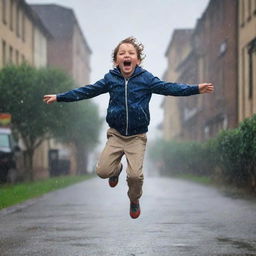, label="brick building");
[31,4,91,86]
[31,4,92,173]
[161,29,193,140]
[168,0,239,141]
